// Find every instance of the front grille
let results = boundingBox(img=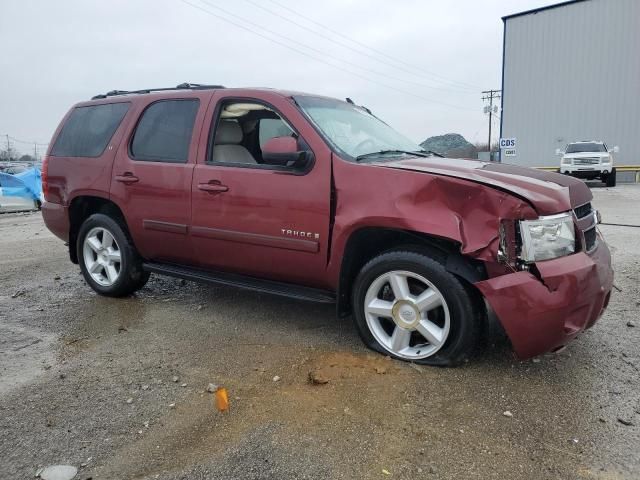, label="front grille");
[584,226,597,251]
[573,157,600,165]
[574,202,592,219]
